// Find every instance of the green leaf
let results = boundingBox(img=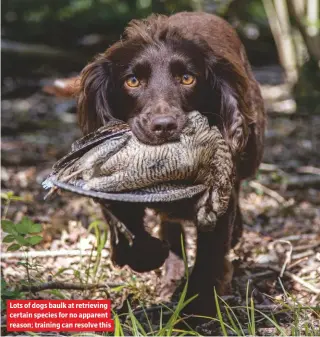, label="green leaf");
[7,244,21,252]
[110,285,126,293]
[15,234,29,246]
[29,223,42,233]
[10,196,24,201]
[15,217,33,234]
[49,289,66,299]
[1,219,15,233]
[1,191,23,201]
[214,289,228,336]
[1,279,7,293]
[2,289,19,298]
[54,267,74,277]
[73,270,81,280]
[114,313,124,337]
[26,236,42,246]
[1,191,13,200]
[2,235,15,243]
[88,220,103,232]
